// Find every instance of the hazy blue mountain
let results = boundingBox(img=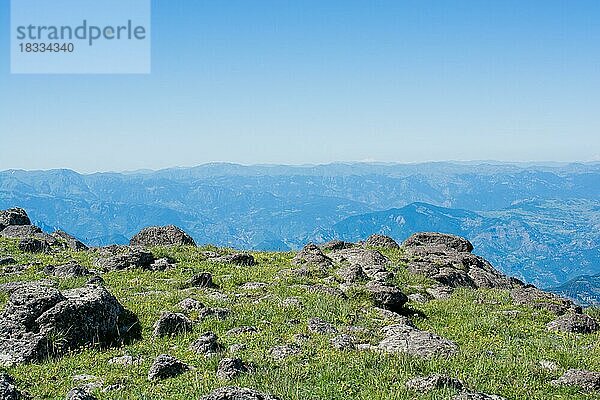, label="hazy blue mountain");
[1,162,598,288]
[549,274,600,306]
